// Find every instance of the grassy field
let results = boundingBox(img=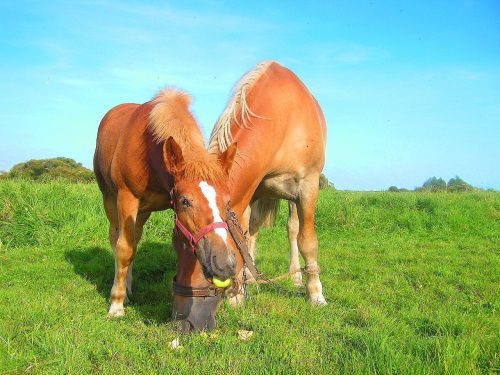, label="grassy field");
[1,179,499,374]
